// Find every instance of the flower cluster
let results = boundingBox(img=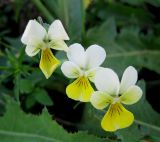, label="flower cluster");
[21,19,143,132]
